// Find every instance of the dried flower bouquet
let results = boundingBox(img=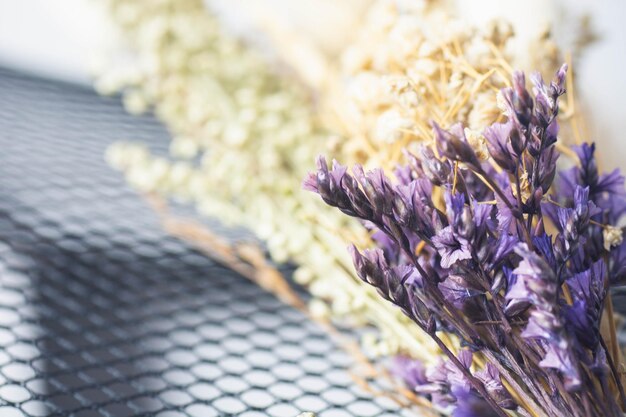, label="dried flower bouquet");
[307,65,626,416]
[102,1,582,372]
